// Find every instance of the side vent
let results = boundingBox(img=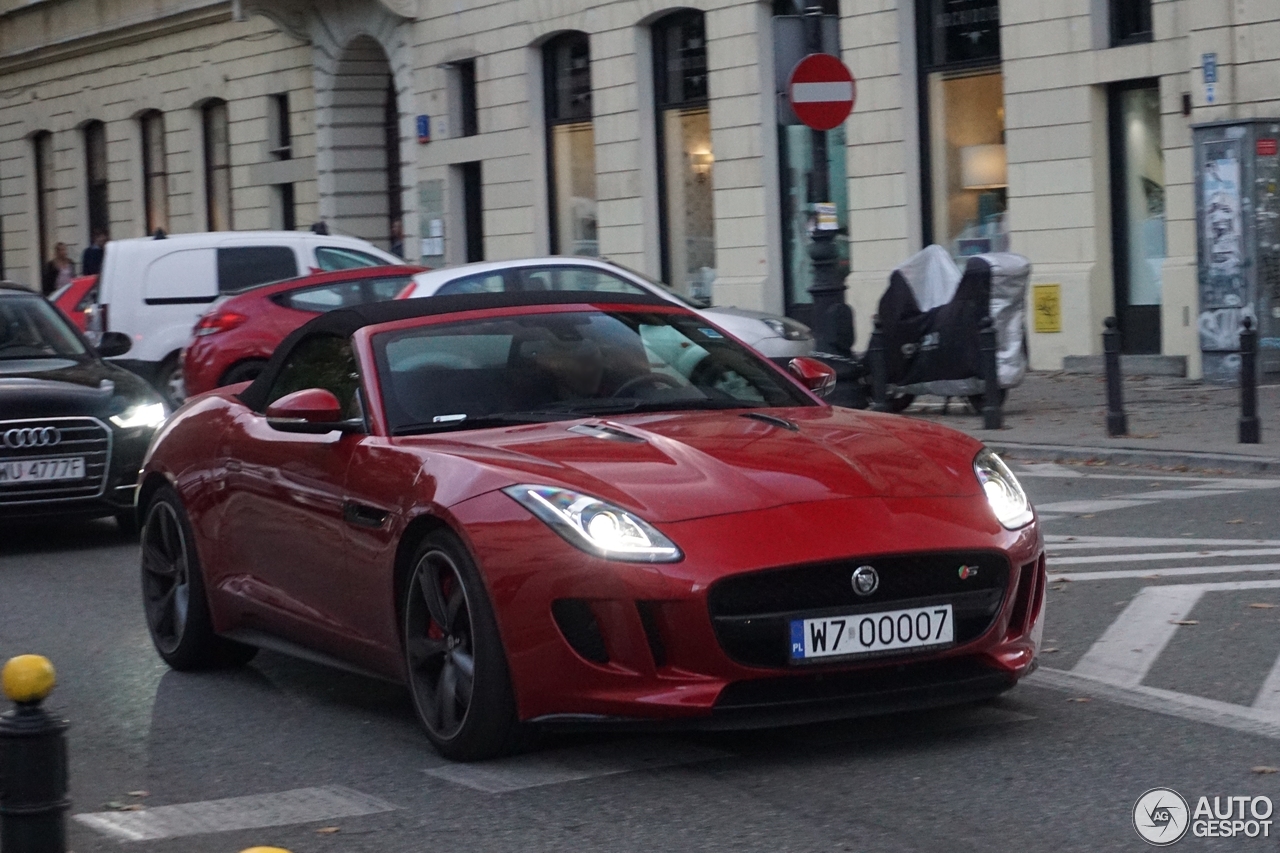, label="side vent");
[635,601,668,668]
[551,599,609,664]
